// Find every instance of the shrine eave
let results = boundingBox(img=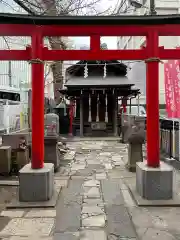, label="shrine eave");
[59,88,140,98]
[1,13,180,25]
[64,77,134,88]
